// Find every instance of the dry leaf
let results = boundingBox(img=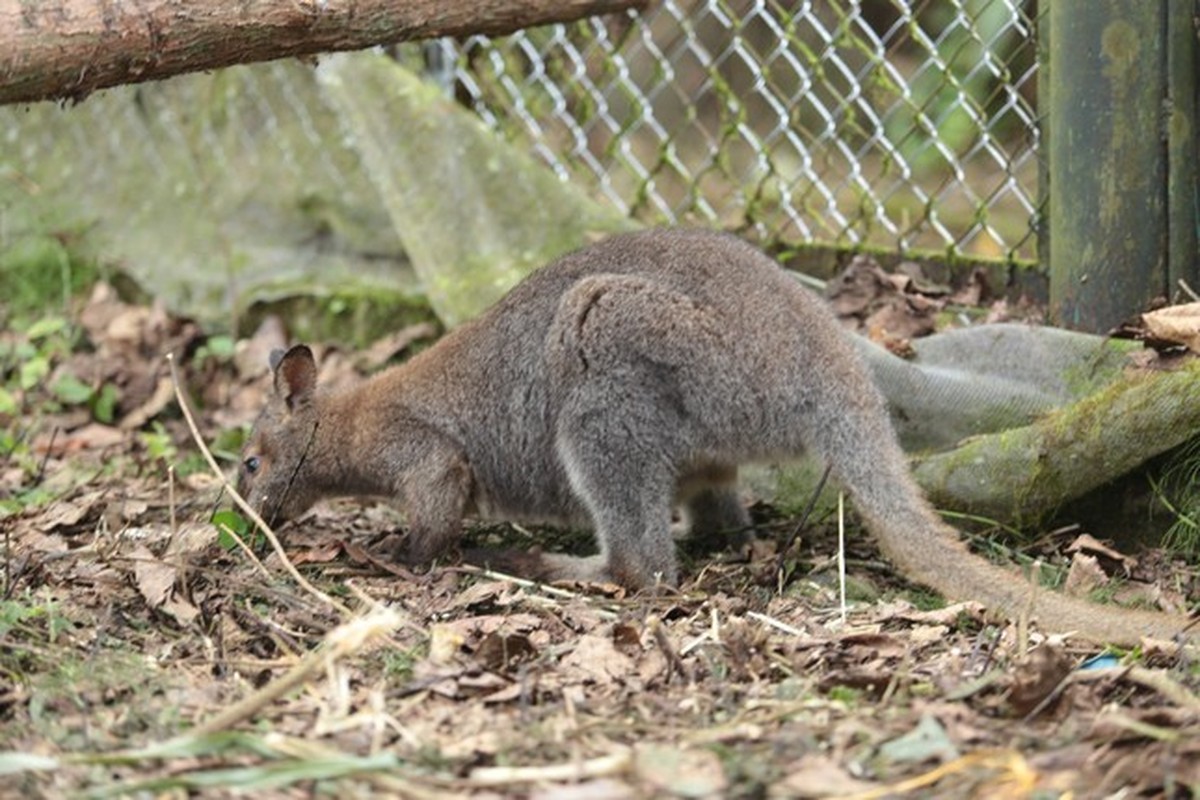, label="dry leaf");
[356,322,438,371]
[1065,533,1137,570]
[429,623,466,665]
[35,490,107,531]
[1063,553,1108,598]
[898,601,987,627]
[161,595,200,626]
[118,375,174,430]
[560,634,635,686]
[236,315,289,379]
[476,631,537,672]
[1142,302,1200,352]
[1006,642,1072,717]
[634,743,727,798]
[776,754,878,798]
[131,544,176,608]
